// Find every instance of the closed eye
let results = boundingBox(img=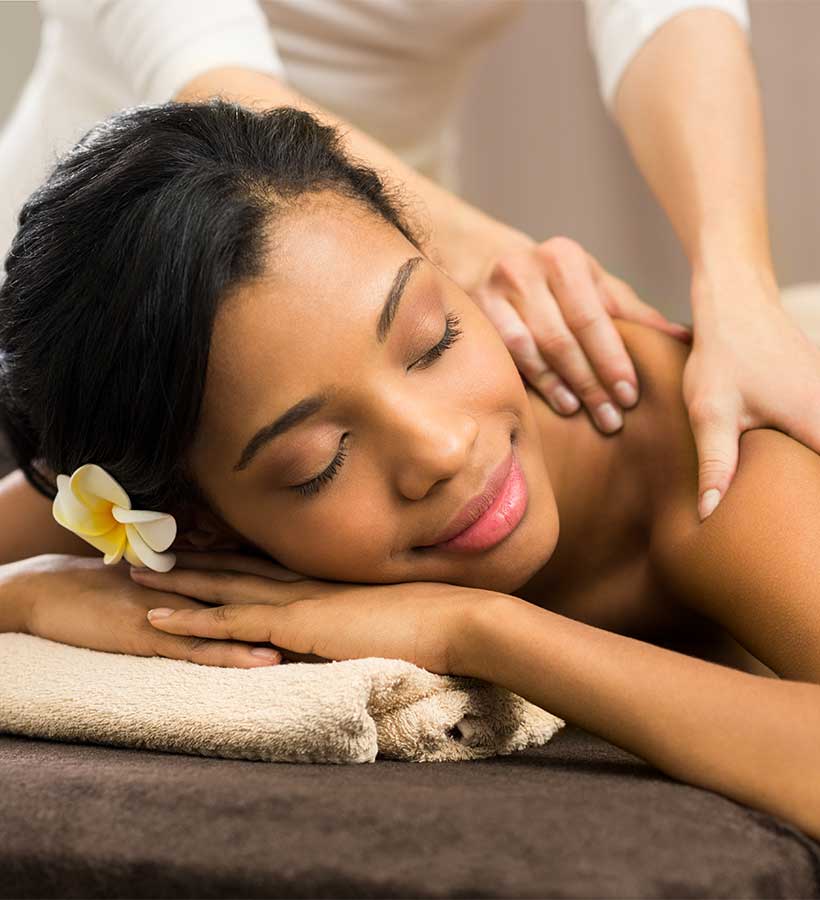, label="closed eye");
[290,310,464,498]
[409,310,463,370]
